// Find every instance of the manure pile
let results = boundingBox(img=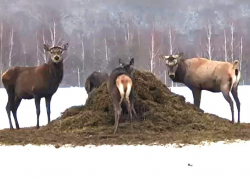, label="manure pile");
[1,70,250,147]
